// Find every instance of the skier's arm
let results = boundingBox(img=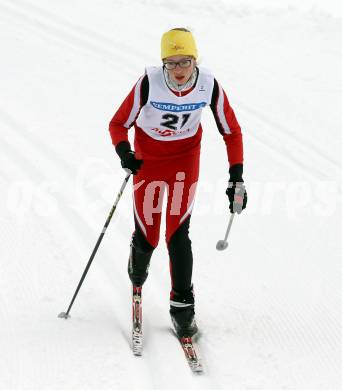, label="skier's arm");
[109,74,149,174]
[109,74,149,150]
[210,78,247,212]
[210,78,243,168]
